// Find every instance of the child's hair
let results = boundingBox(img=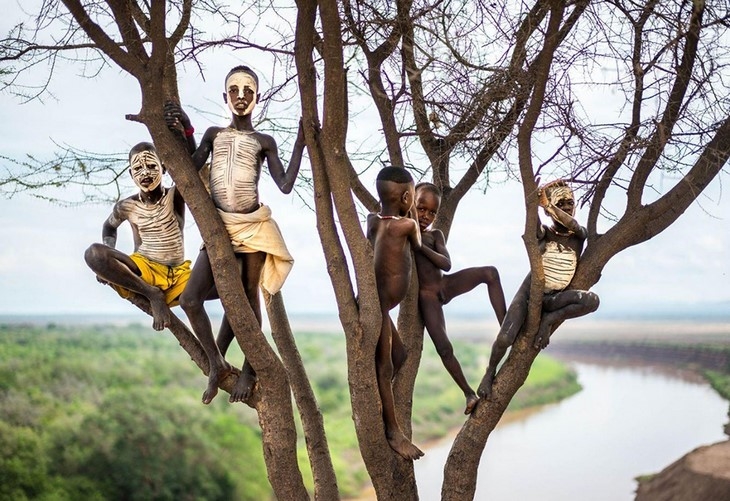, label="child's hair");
[542,179,573,205]
[225,65,260,88]
[376,166,414,184]
[415,182,441,198]
[128,141,156,160]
